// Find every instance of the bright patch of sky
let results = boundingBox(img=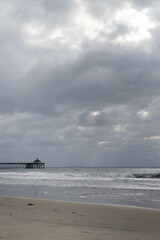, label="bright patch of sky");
[114,4,156,43]
[144,136,160,140]
[90,111,100,116]
[113,125,126,132]
[22,2,157,51]
[137,110,149,119]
